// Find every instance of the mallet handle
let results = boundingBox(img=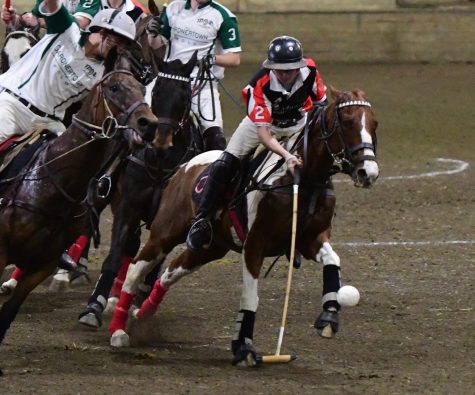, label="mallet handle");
[275,168,300,356]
